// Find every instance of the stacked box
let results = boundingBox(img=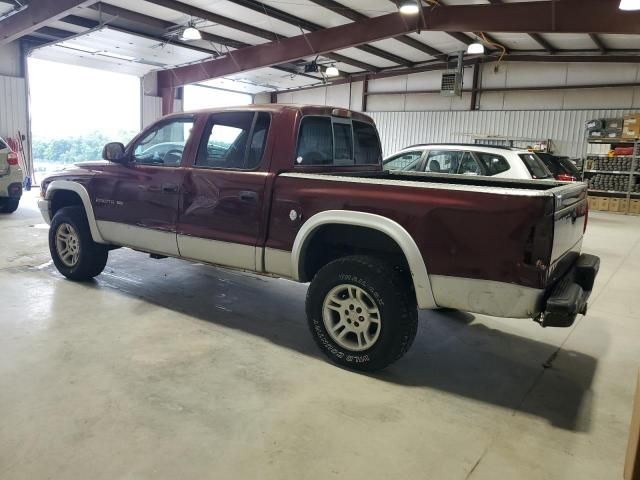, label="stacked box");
[609,198,622,212]
[588,196,599,211]
[598,197,611,211]
[620,199,630,213]
[605,118,624,138]
[623,114,640,140]
[631,200,640,215]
